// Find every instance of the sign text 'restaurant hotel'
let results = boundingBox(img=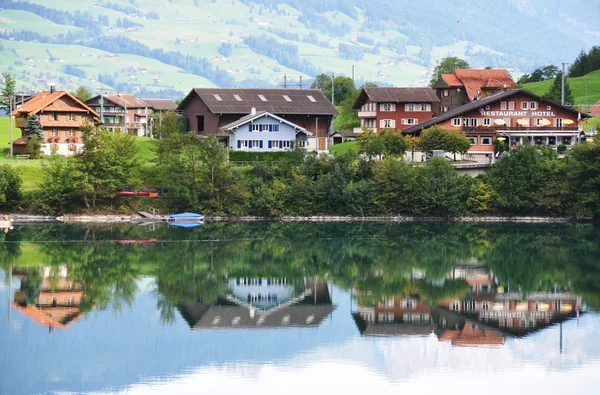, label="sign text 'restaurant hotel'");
[479,110,556,117]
